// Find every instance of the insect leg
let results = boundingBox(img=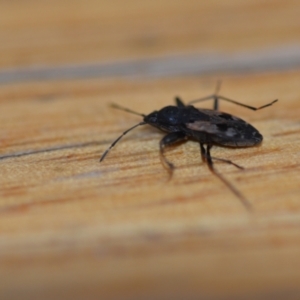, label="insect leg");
[204,144,252,210]
[179,81,220,110]
[175,97,186,107]
[199,143,243,169]
[100,122,146,162]
[200,143,206,162]
[160,132,187,177]
[216,96,278,111]
[213,80,222,110]
[189,95,278,111]
[210,157,244,169]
